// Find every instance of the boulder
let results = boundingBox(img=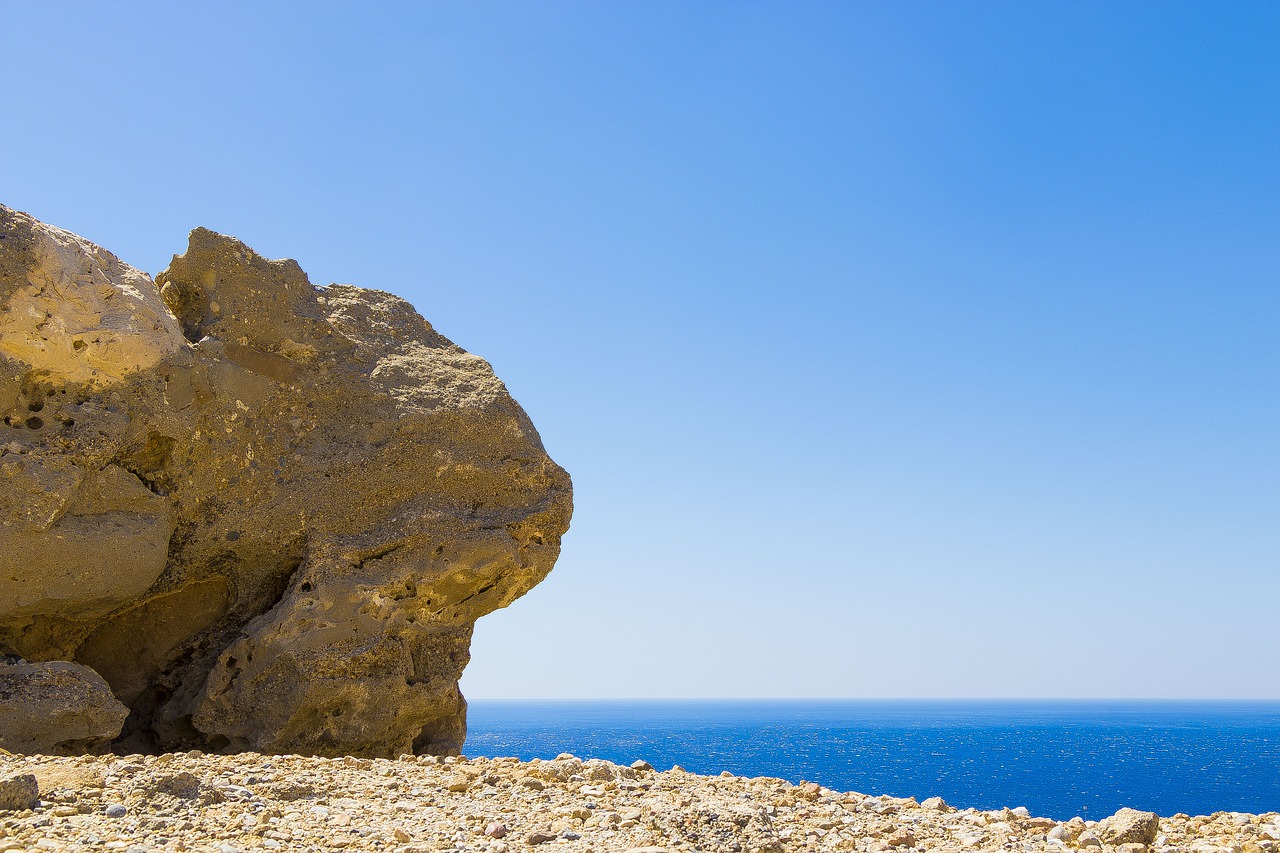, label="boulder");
[0,660,129,754]
[1097,808,1161,845]
[0,204,572,756]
